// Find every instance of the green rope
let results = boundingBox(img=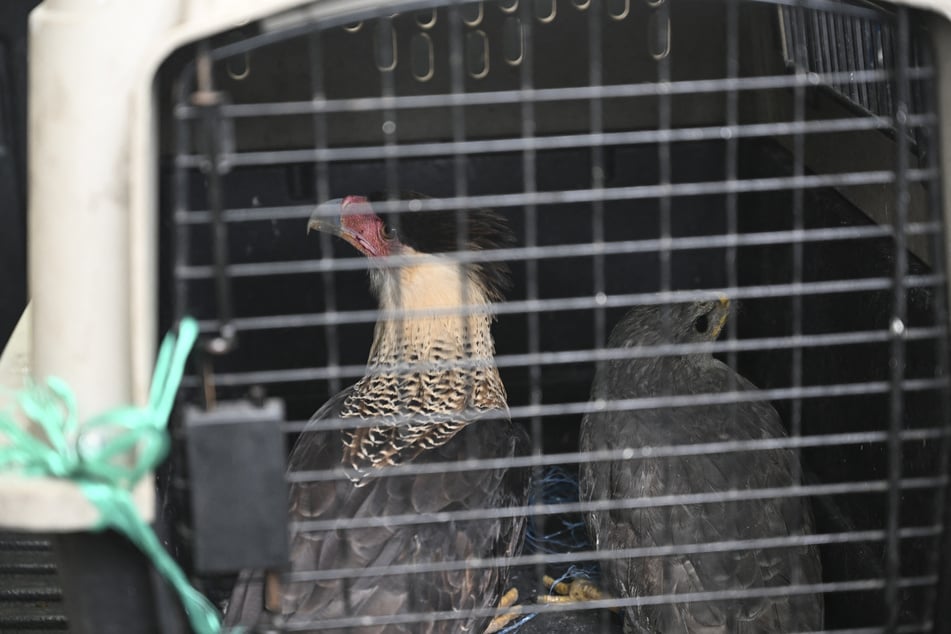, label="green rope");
[0,317,224,634]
